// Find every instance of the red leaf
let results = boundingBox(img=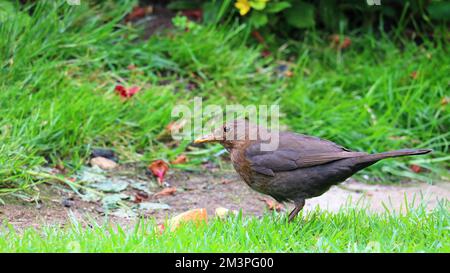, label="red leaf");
[149,160,169,185]
[329,34,351,50]
[171,154,187,164]
[154,187,177,197]
[410,164,422,173]
[340,37,352,49]
[127,86,140,96]
[125,6,153,22]
[133,191,149,203]
[114,84,140,99]
[261,49,271,58]
[181,9,203,21]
